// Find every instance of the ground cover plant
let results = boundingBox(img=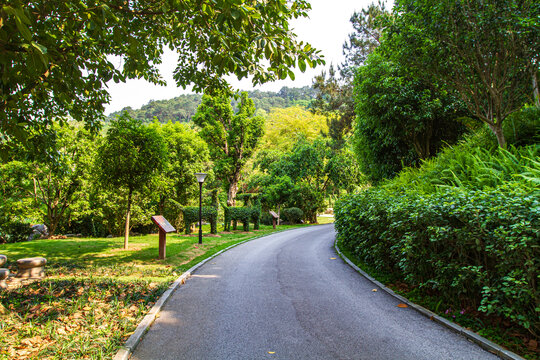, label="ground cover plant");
[0,223,322,359]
